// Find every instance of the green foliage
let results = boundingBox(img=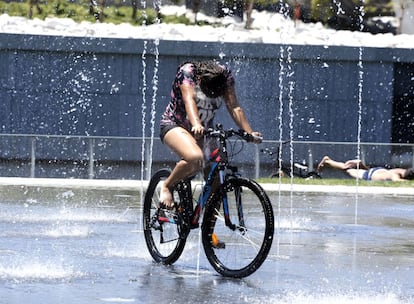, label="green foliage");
[311,0,333,23]
[0,0,160,25]
[161,13,191,25]
[364,0,394,17]
[0,1,30,16]
[253,0,278,6]
[0,0,395,27]
[310,0,394,23]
